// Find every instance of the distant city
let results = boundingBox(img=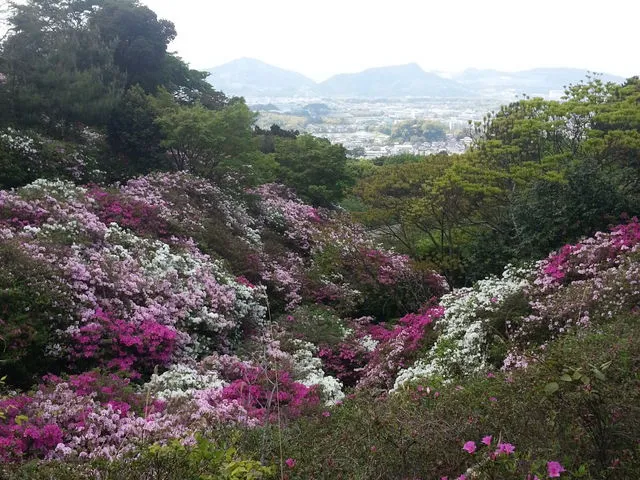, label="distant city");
[251,97,496,158]
[208,58,626,157]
